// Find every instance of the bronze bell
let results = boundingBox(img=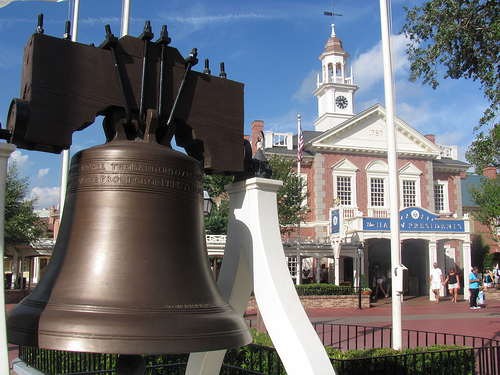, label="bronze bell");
[6,126,252,354]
